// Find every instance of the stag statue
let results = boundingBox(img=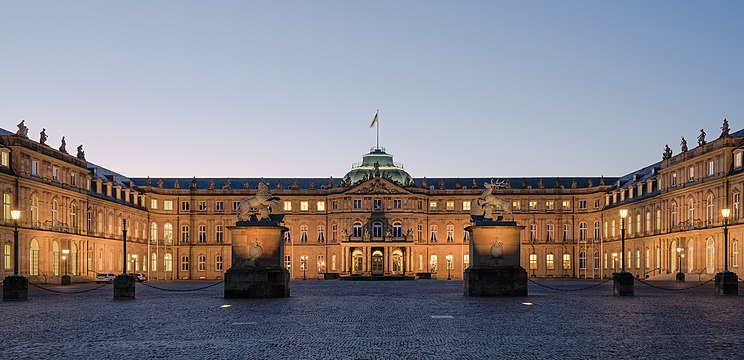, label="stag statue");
[236,182,283,221]
[471,179,512,220]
